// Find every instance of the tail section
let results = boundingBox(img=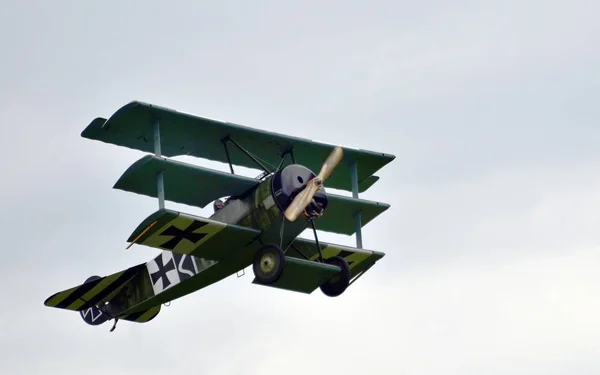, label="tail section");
[77,276,111,326]
[44,262,160,330]
[44,248,216,330]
